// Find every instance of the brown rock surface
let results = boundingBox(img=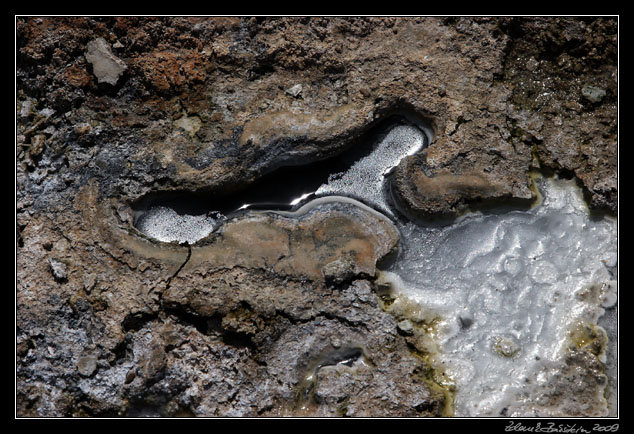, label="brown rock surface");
[17,182,444,416]
[16,16,617,417]
[16,17,616,212]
